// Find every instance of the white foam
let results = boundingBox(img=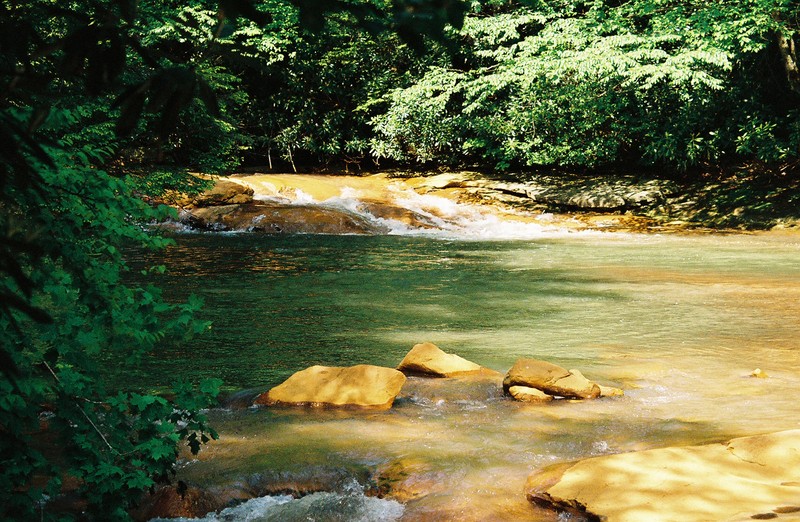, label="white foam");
[246,181,607,240]
[148,488,404,522]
